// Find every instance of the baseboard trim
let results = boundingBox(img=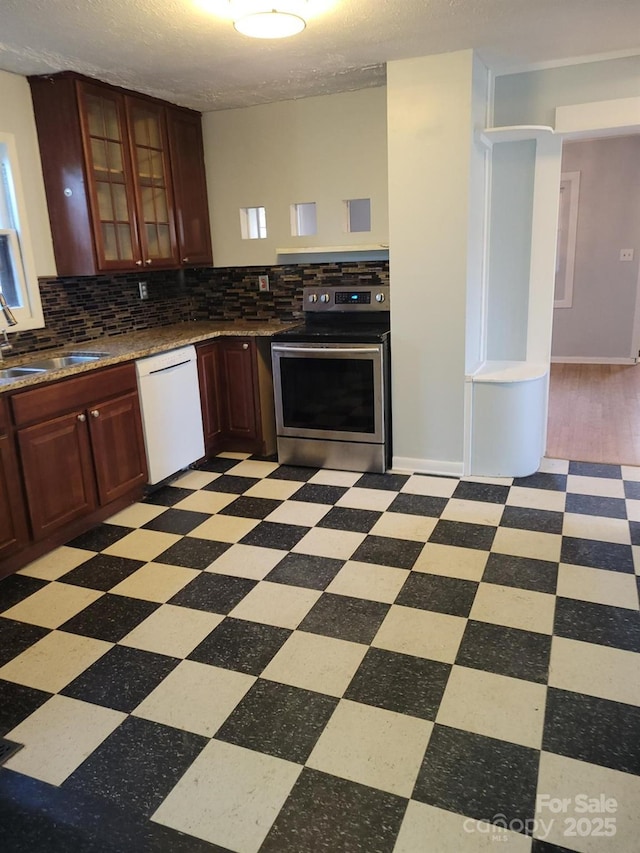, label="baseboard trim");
[551,356,637,365]
[392,456,464,477]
